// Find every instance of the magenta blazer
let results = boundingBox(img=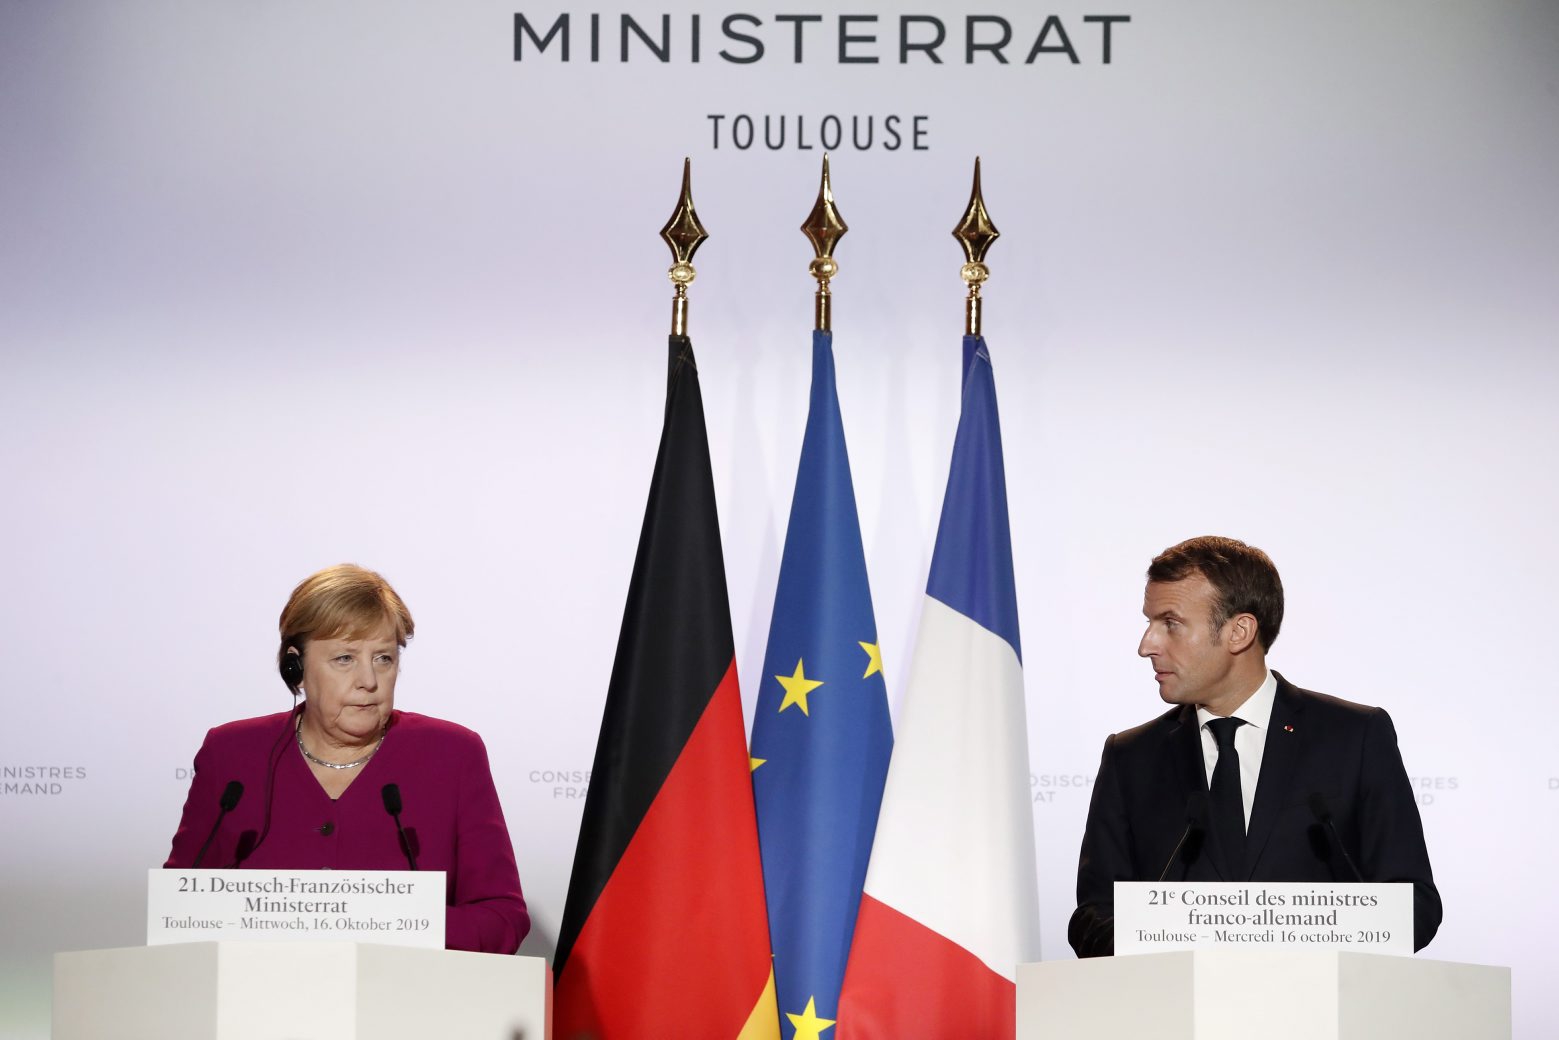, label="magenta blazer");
[166,709,530,954]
